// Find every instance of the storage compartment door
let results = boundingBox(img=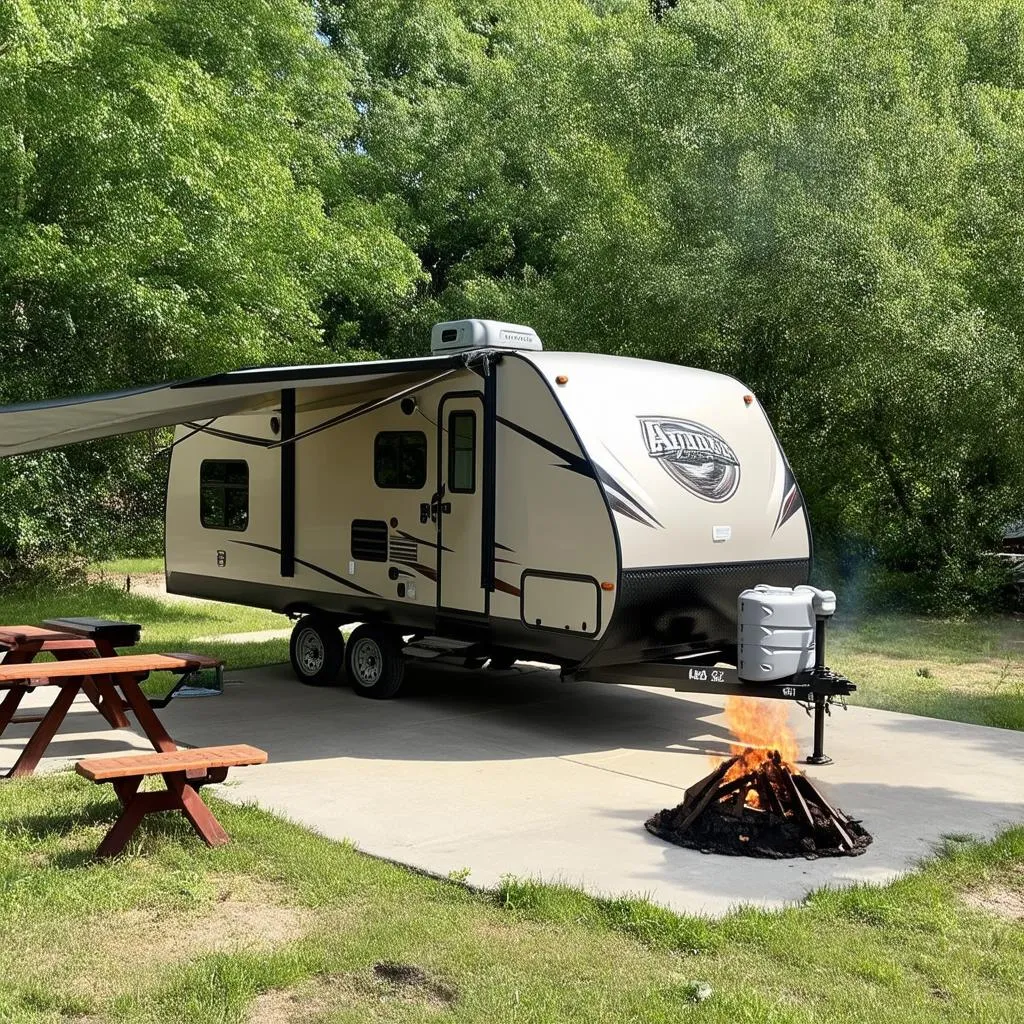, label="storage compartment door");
[521,572,601,637]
